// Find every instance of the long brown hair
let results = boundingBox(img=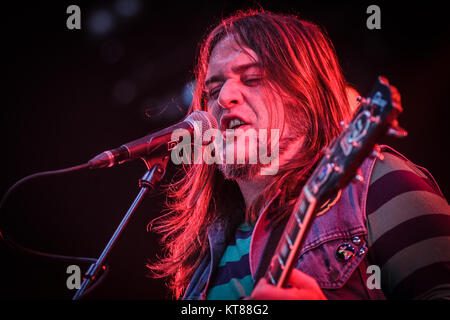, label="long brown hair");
[148,9,351,299]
